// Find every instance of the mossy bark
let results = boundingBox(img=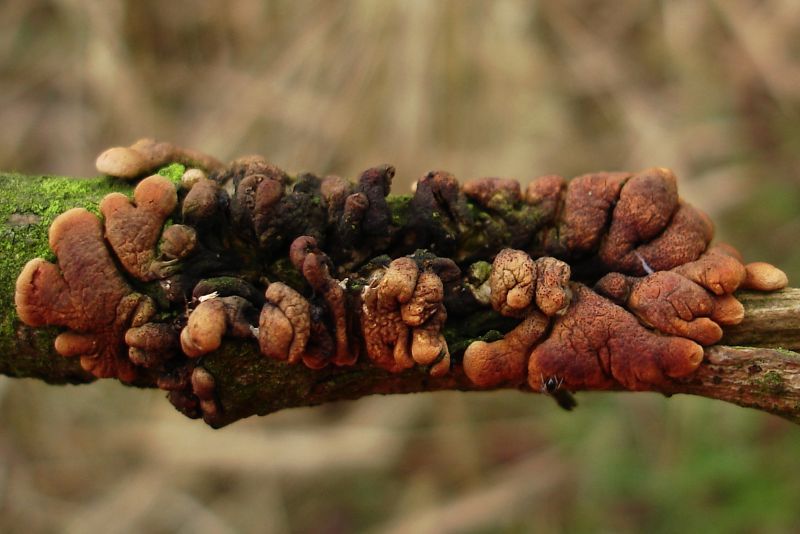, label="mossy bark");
[1,173,799,426]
